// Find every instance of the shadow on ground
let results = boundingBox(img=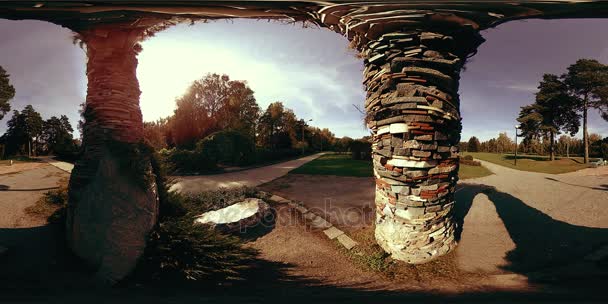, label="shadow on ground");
[544,177,608,191]
[0,184,59,191]
[455,183,608,281]
[1,184,608,302]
